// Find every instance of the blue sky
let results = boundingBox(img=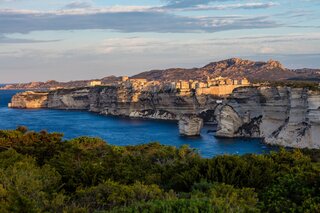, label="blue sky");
[0,0,319,82]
